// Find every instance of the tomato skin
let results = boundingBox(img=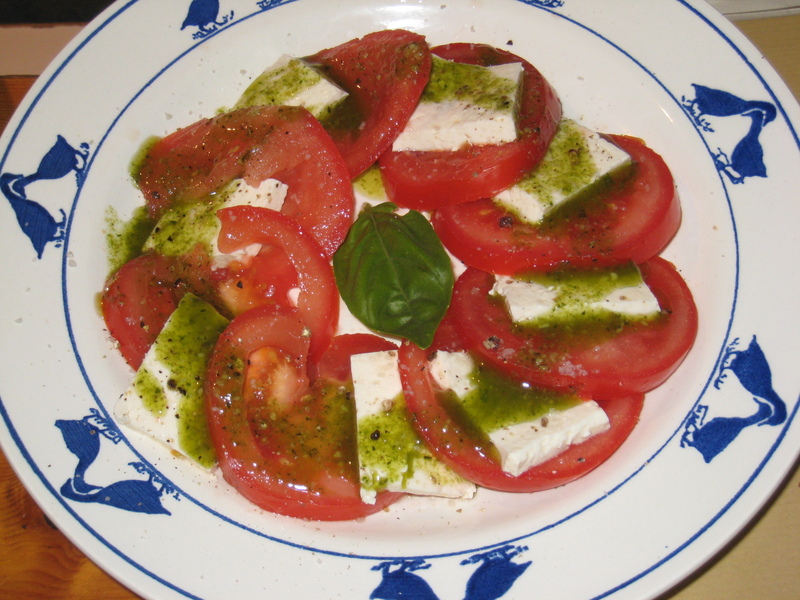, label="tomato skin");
[217,205,339,364]
[306,29,432,178]
[433,135,681,274]
[205,306,400,521]
[137,105,353,257]
[313,333,398,382]
[100,252,182,369]
[450,257,698,397]
[378,43,562,210]
[398,342,644,492]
